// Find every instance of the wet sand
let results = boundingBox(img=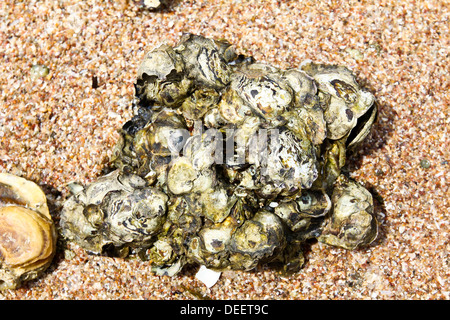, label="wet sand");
[0,0,448,299]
